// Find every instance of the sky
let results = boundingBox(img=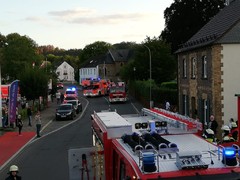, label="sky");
[1,0,174,50]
